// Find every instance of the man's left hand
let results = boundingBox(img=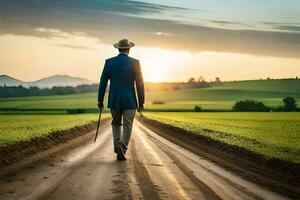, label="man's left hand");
[97,102,104,110]
[138,104,144,110]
